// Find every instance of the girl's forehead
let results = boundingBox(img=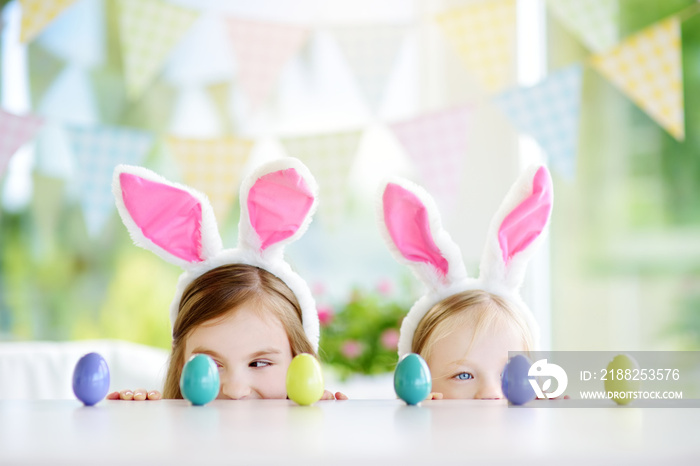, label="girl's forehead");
[433,317,525,367]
